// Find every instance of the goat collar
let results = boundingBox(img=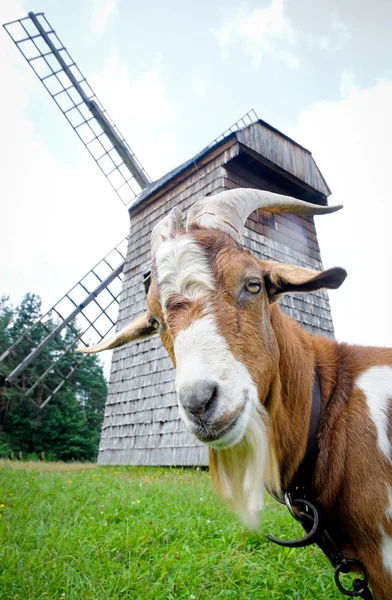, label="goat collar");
[267,369,321,503]
[266,370,374,599]
[288,369,321,497]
